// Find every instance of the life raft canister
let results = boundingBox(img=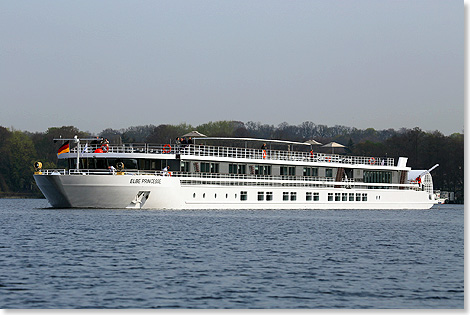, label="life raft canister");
[163,144,171,153]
